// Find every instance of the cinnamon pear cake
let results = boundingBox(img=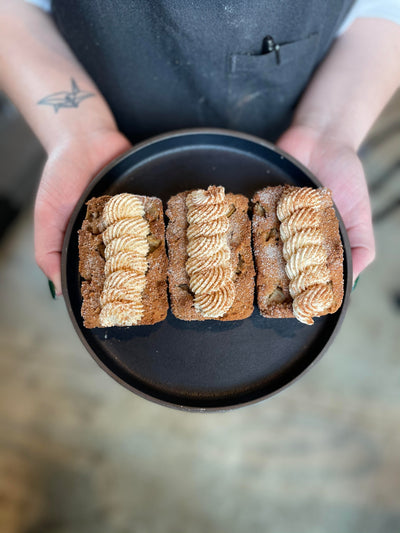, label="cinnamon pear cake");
[166,185,255,321]
[252,186,344,325]
[78,192,168,328]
